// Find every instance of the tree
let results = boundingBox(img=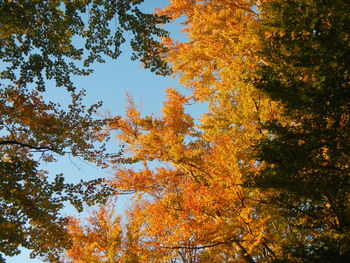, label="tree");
[106,0,283,261]
[253,0,350,261]
[0,0,170,261]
